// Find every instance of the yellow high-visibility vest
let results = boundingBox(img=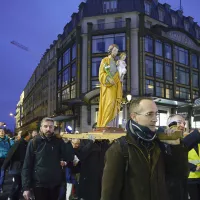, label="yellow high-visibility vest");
[188,144,200,179]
